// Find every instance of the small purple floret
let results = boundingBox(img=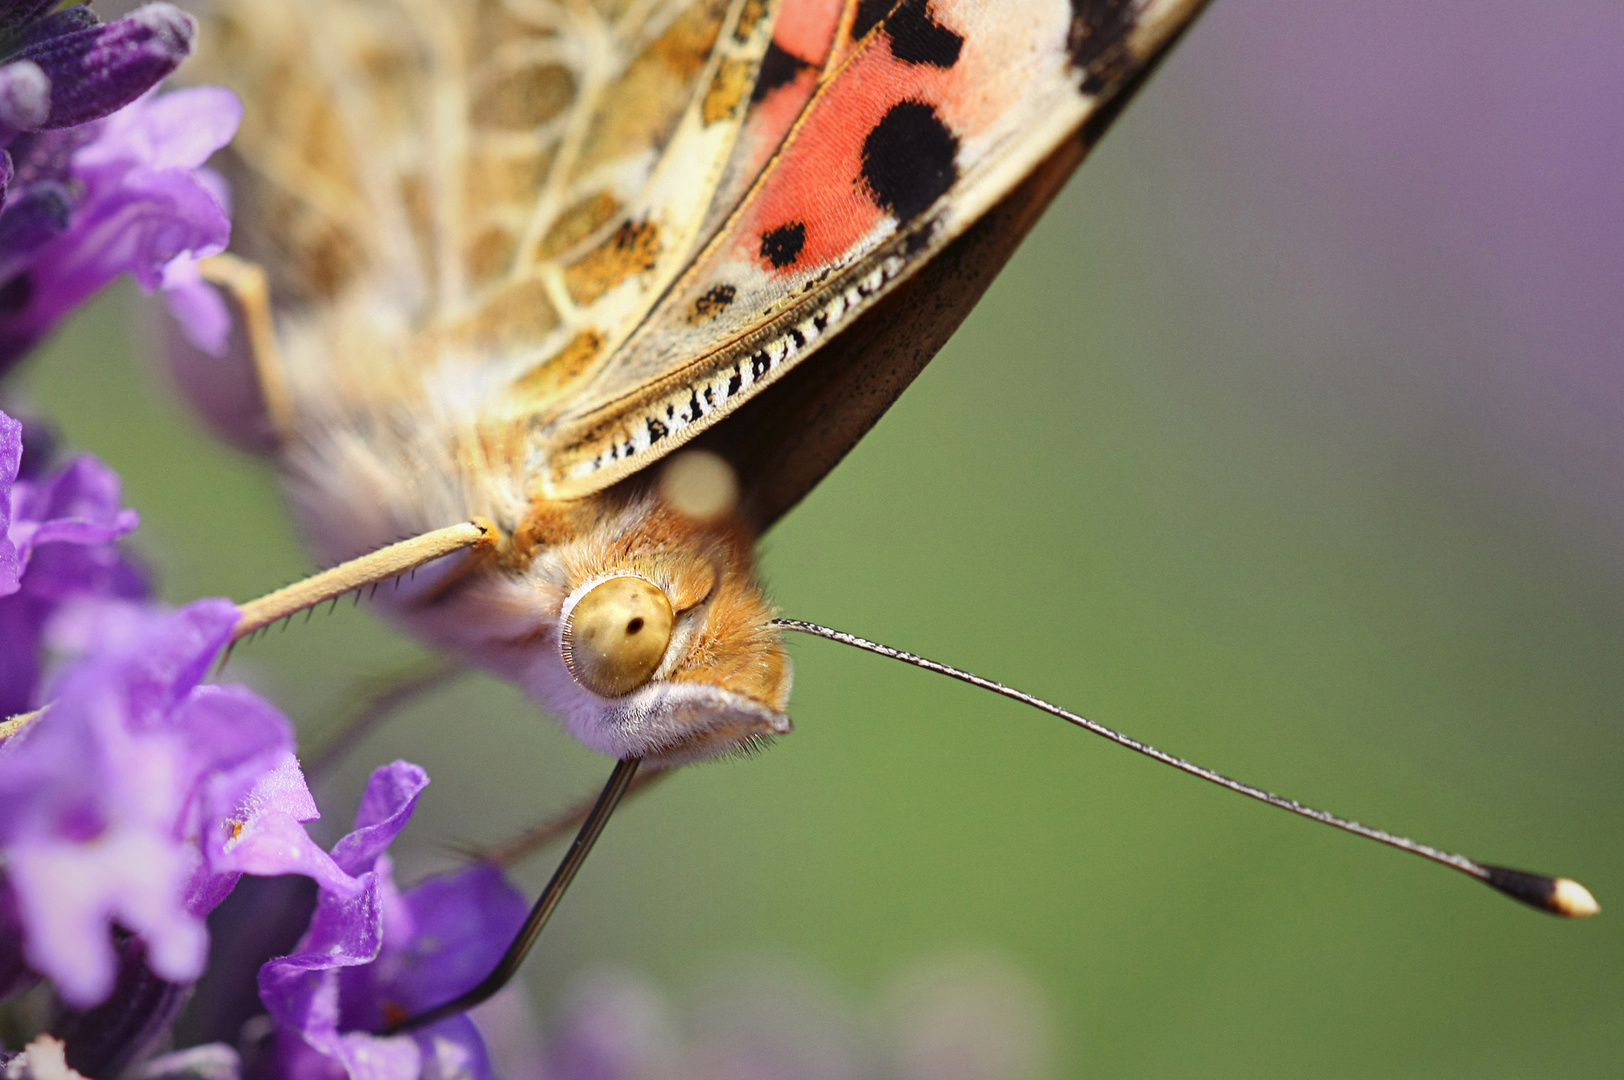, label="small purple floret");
[0,411,145,716]
[0,597,319,1009]
[0,0,237,369]
[257,763,525,1080]
[0,84,240,366]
